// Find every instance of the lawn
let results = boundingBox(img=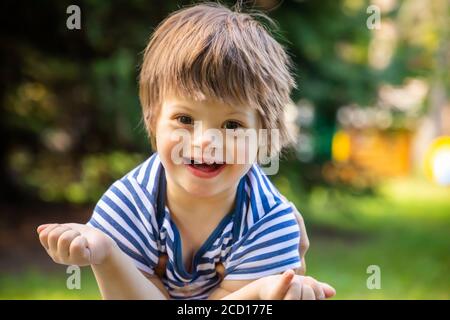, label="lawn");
[1,177,449,299]
[280,176,450,299]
